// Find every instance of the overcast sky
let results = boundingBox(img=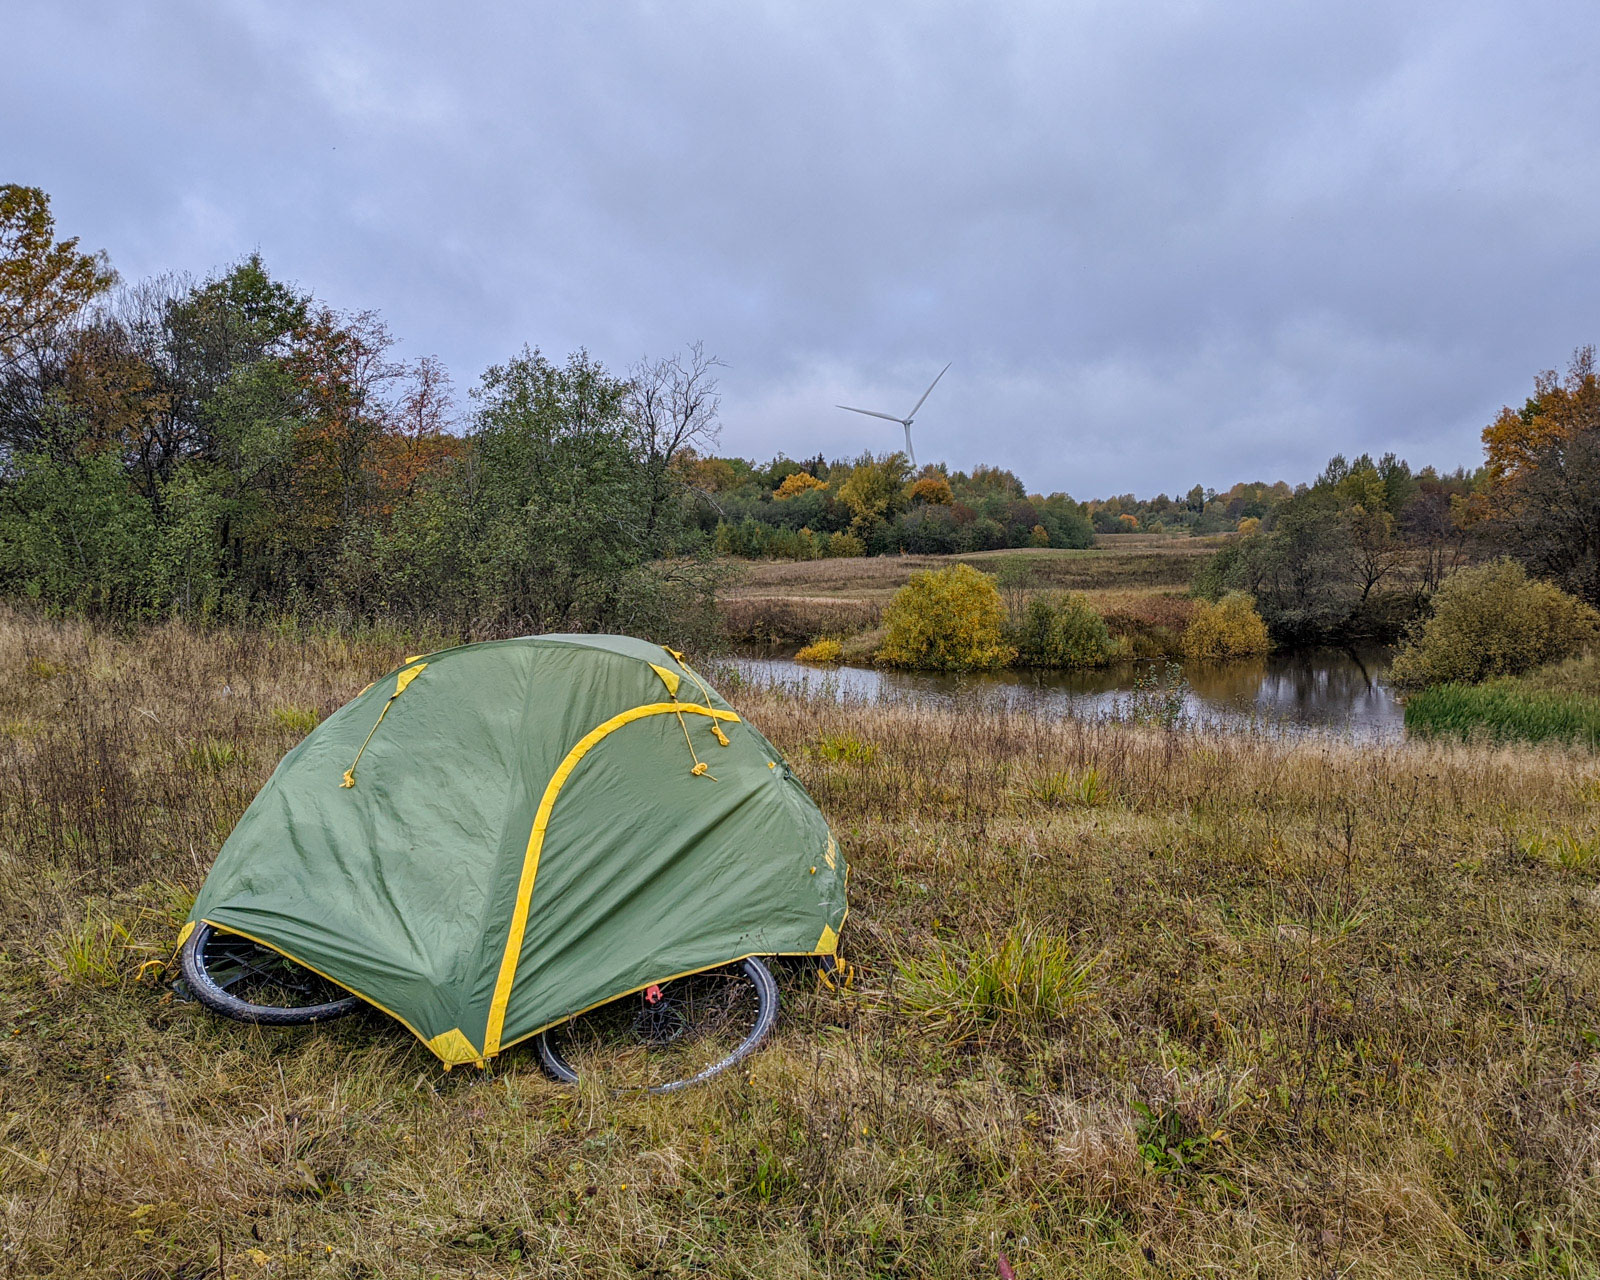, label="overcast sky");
[5,2,1596,496]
